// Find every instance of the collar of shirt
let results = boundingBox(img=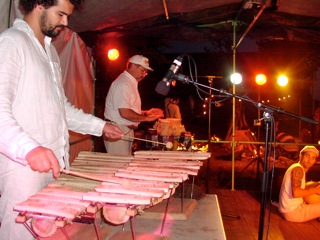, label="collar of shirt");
[14,19,53,47]
[124,70,138,87]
